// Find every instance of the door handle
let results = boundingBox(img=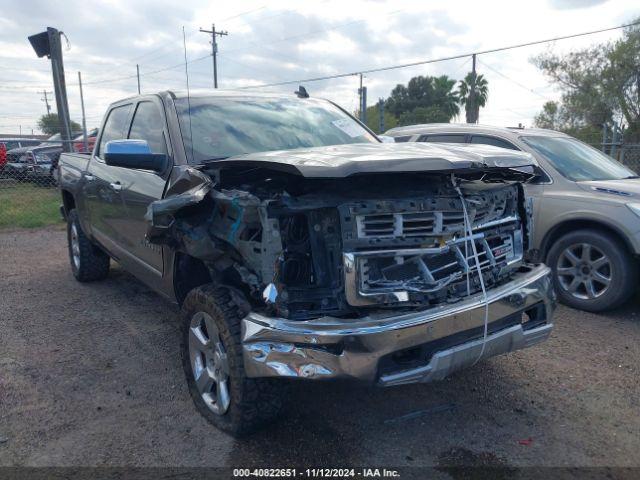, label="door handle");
[110,182,122,191]
[84,174,94,181]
